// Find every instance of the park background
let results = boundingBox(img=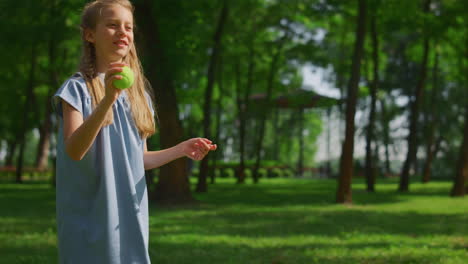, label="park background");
[0,0,467,263]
